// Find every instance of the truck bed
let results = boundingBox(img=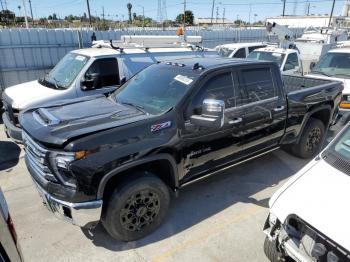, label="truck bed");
[282,75,333,93]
